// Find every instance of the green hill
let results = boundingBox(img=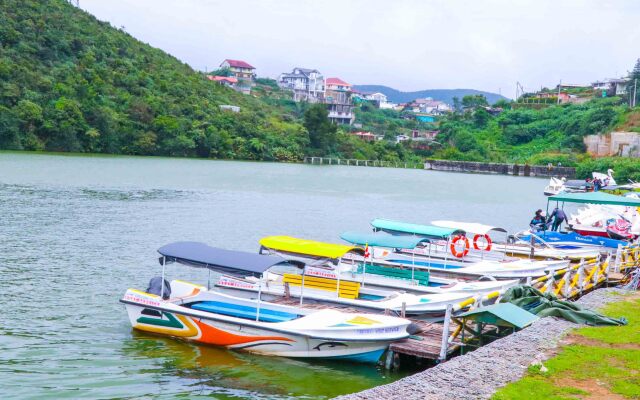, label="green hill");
[0,0,309,160]
[353,85,508,105]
